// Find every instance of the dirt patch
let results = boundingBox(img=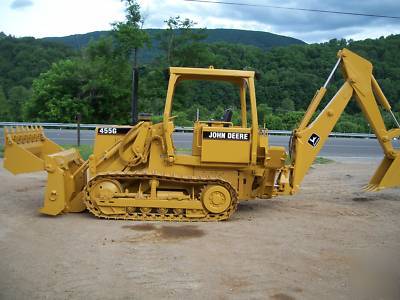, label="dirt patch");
[292,287,303,293]
[221,276,251,291]
[352,197,374,202]
[122,223,156,231]
[120,224,205,243]
[159,225,204,239]
[352,194,399,202]
[270,293,296,300]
